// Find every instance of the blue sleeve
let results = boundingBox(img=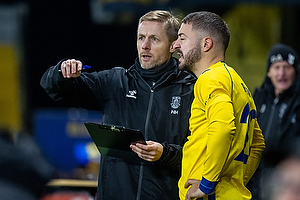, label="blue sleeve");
[199,177,218,194]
